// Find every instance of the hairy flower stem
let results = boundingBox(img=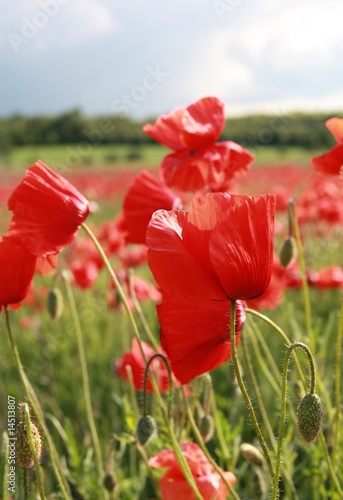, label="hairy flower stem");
[82,222,203,500]
[272,342,316,500]
[247,308,343,497]
[230,301,275,480]
[4,308,71,499]
[22,403,46,499]
[142,354,173,419]
[62,272,106,497]
[246,309,306,386]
